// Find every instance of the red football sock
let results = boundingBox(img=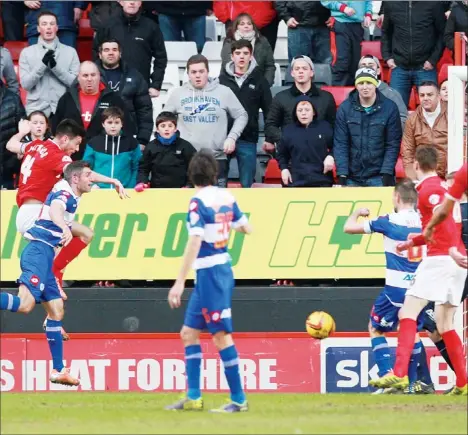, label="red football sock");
[394,318,417,378]
[53,238,88,275]
[441,330,467,388]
